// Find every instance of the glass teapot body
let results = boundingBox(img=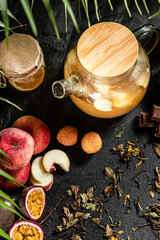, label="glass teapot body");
[52,22,160,118]
[64,42,150,118]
